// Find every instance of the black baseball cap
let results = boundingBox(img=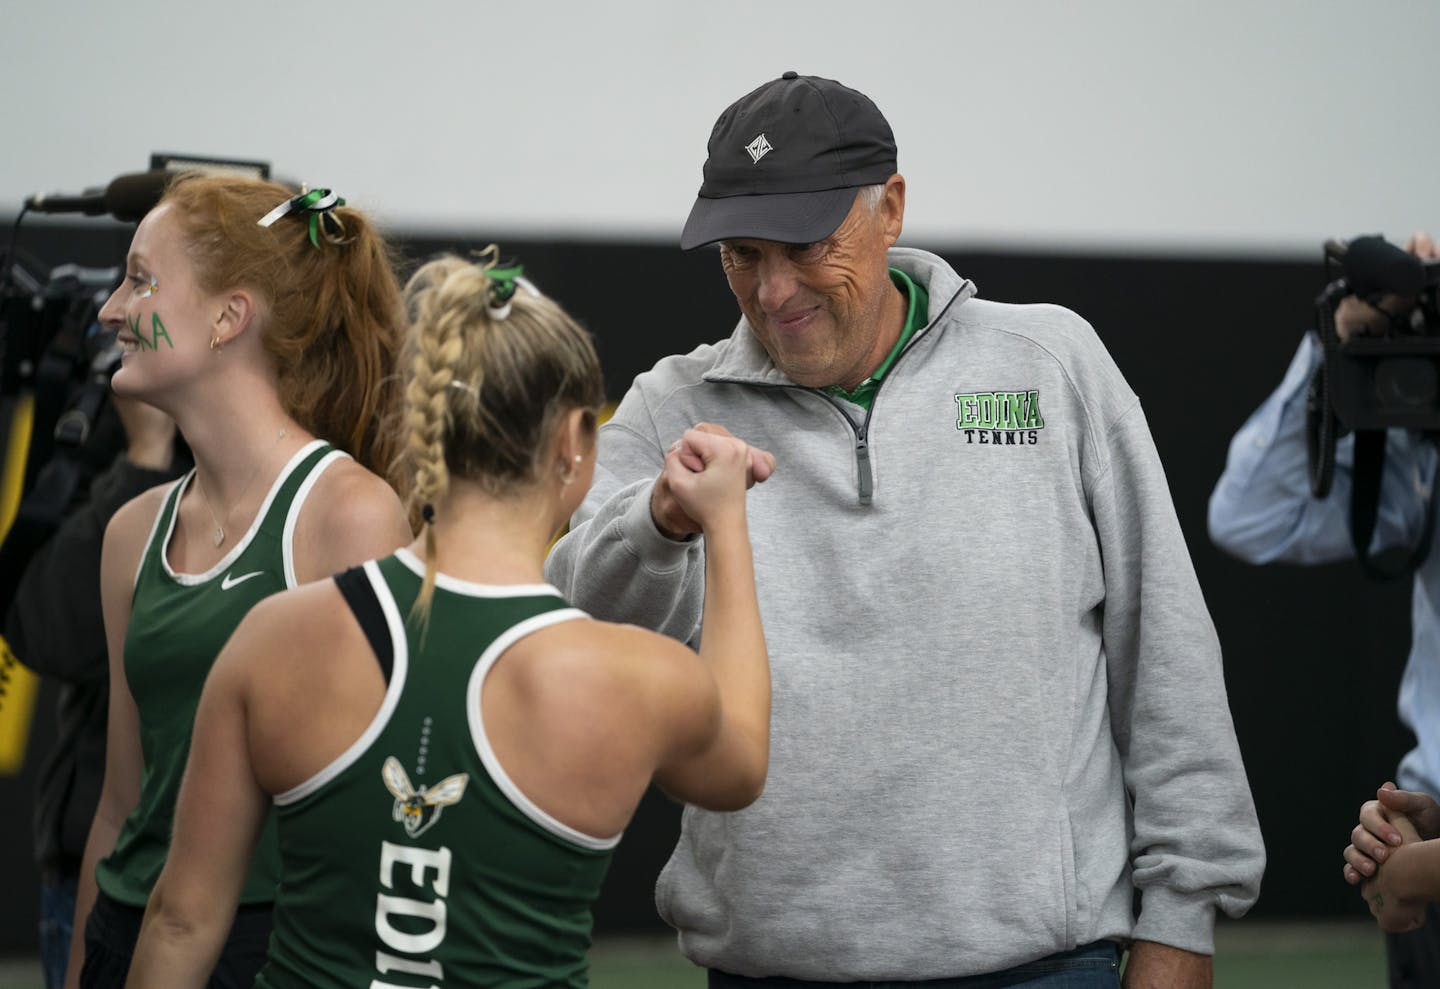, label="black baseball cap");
[680,71,898,251]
